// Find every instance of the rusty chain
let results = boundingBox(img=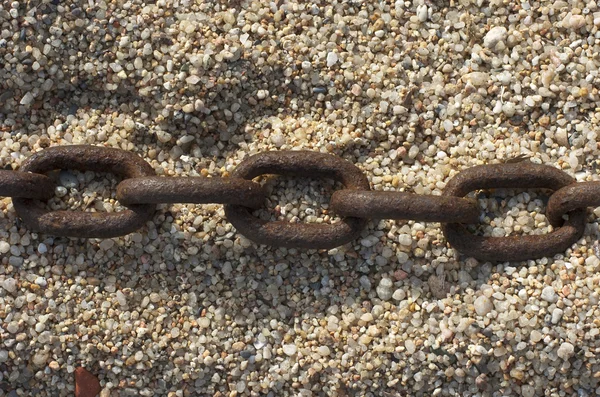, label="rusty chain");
[1,144,597,262]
